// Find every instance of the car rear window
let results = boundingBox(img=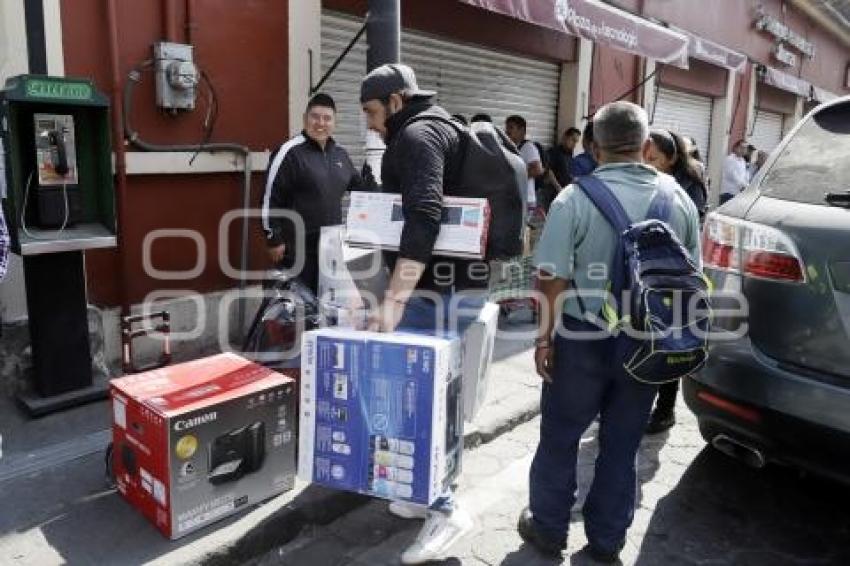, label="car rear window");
[758,103,850,206]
